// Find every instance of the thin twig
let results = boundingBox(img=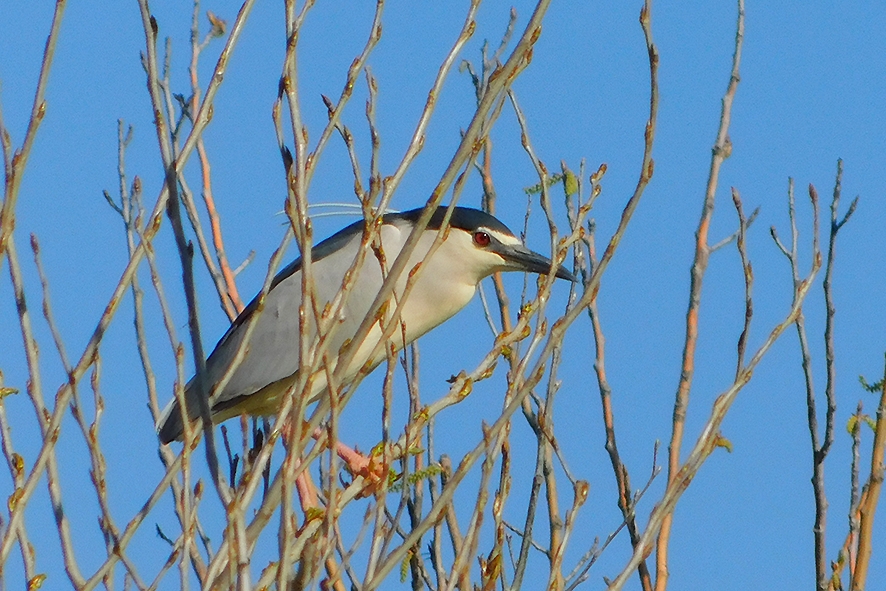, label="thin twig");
[585,212,653,591]
[566,446,660,591]
[188,6,244,316]
[731,189,753,376]
[809,160,856,590]
[0,0,68,271]
[656,1,743,587]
